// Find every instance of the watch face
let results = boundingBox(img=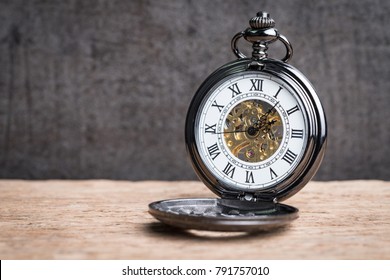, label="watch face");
[194,71,308,191]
